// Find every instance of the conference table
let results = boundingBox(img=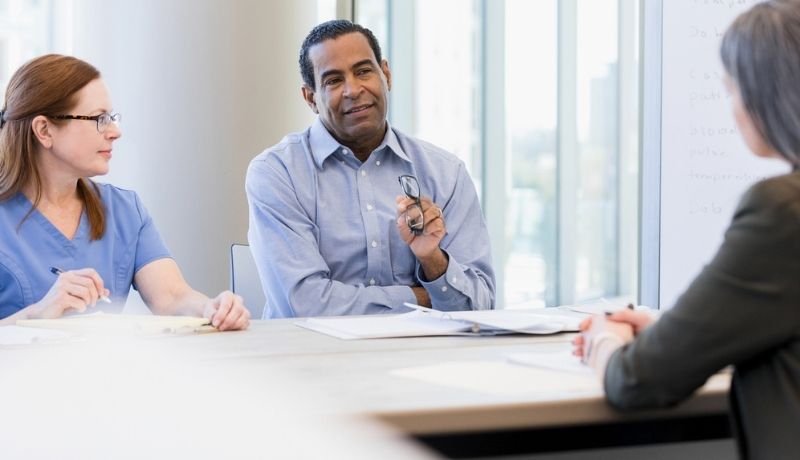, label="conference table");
[1,309,732,459]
